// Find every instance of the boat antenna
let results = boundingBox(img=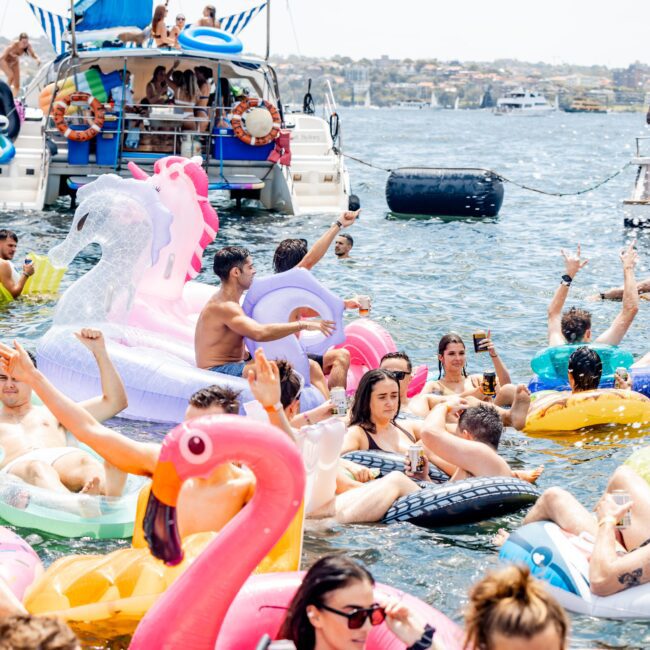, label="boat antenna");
[265,0,271,60]
[69,0,78,56]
